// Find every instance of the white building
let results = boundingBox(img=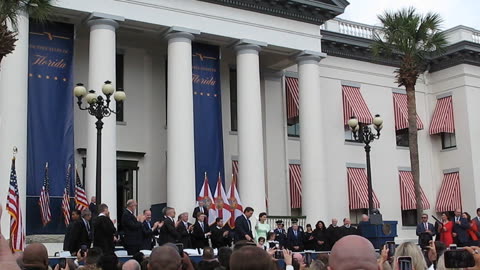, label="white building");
[1,0,480,247]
